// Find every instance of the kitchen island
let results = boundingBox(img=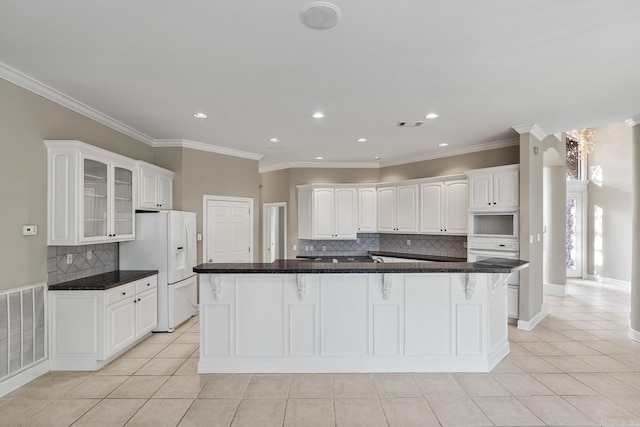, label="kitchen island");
[193,258,528,373]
